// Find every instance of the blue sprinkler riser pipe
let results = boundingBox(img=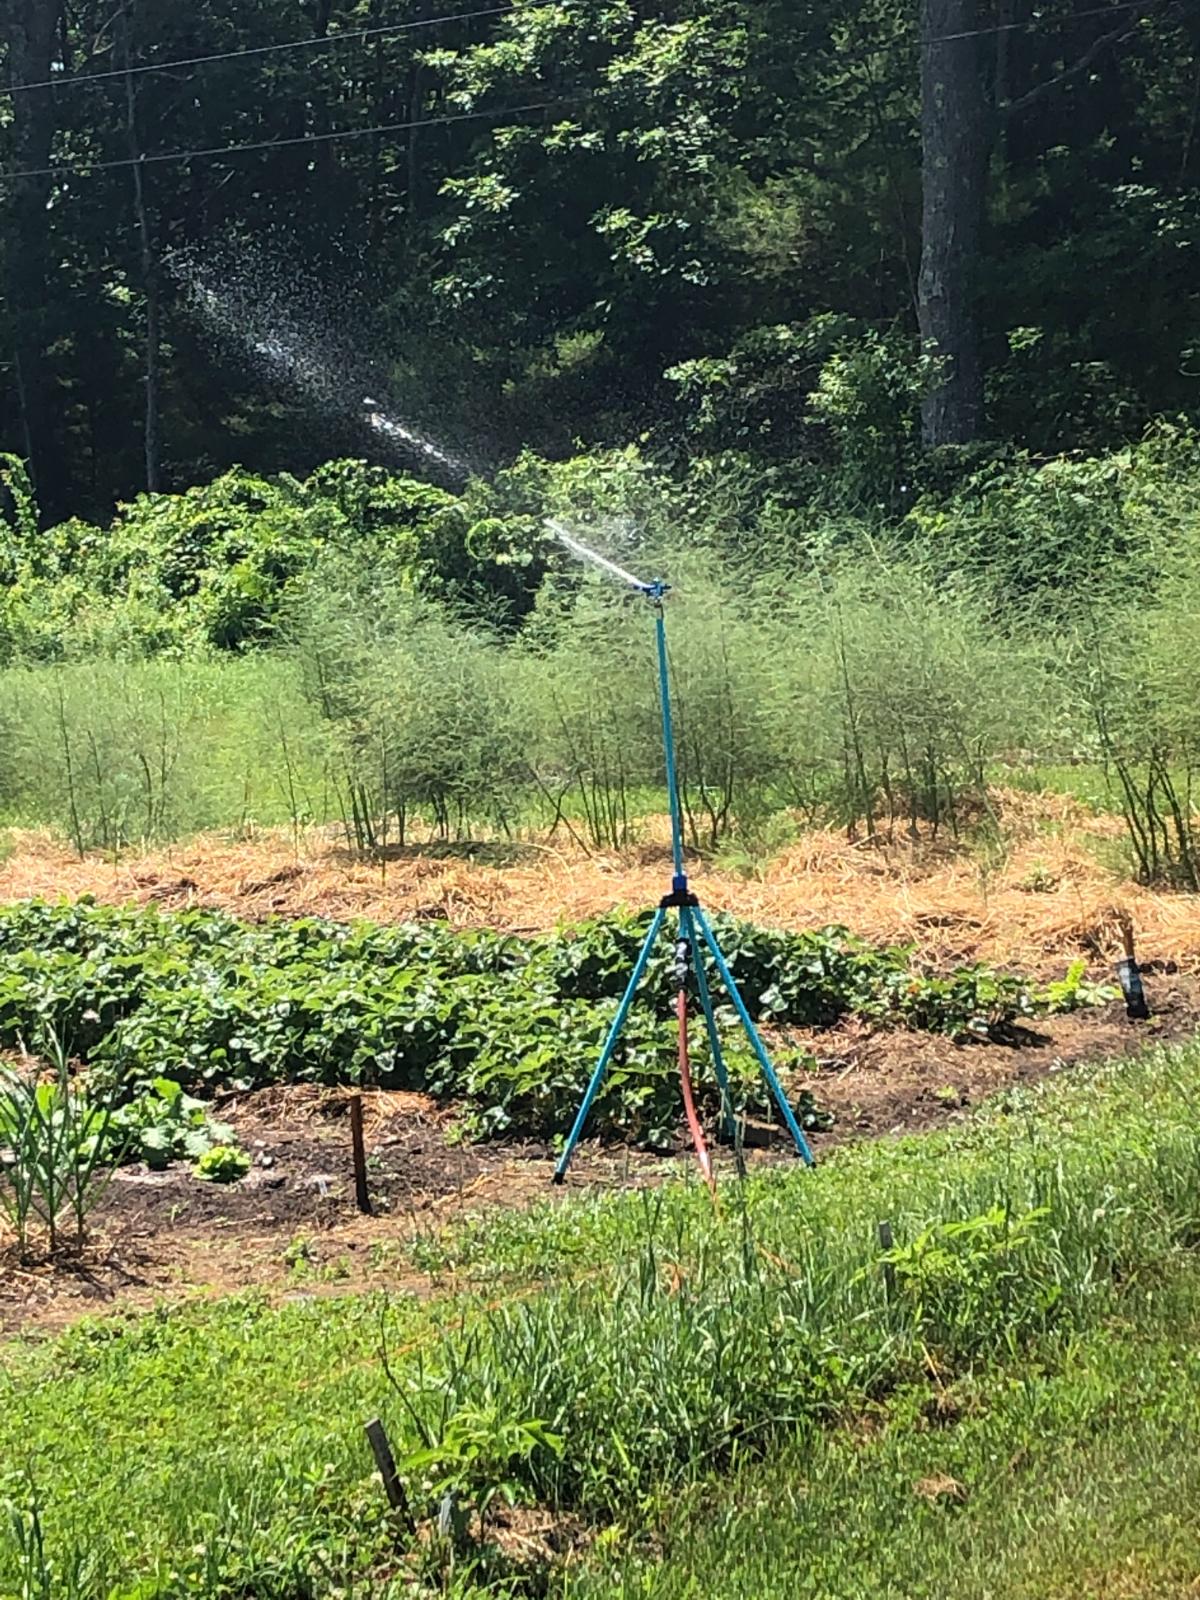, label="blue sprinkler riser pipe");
[654,604,687,892]
[552,906,667,1182]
